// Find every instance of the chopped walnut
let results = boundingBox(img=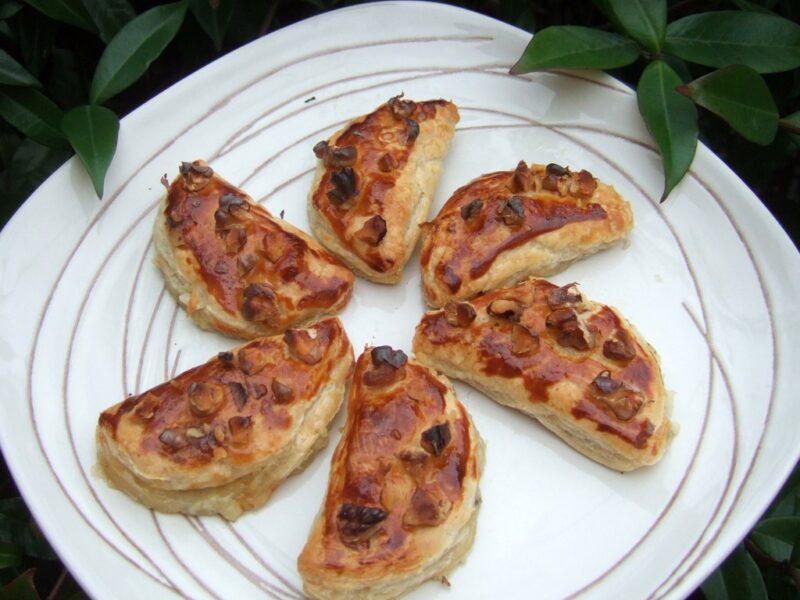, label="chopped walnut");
[237,253,258,275]
[218,351,234,366]
[328,167,357,205]
[337,503,388,544]
[133,394,158,421]
[404,118,420,143]
[227,415,252,447]
[403,485,452,528]
[179,160,213,192]
[603,329,636,362]
[499,196,526,227]
[509,160,534,193]
[590,371,644,421]
[271,379,293,404]
[262,230,286,263]
[443,301,476,328]
[421,423,451,456]
[159,428,188,451]
[573,169,597,197]
[546,308,595,351]
[241,283,280,325]
[364,346,407,387]
[355,215,387,246]
[388,93,417,119]
[511,324,540,356]
[371,346,407,369]
[221,227,246,254]
[488,298,524,321]
[284,328,325,364]
[460,199,483,221]
[546,163,568,177]
[547,283,583,308]
[313,140,357,168]
[237,346,270,375]
[187,382,224,417]
[228,382,248,410]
